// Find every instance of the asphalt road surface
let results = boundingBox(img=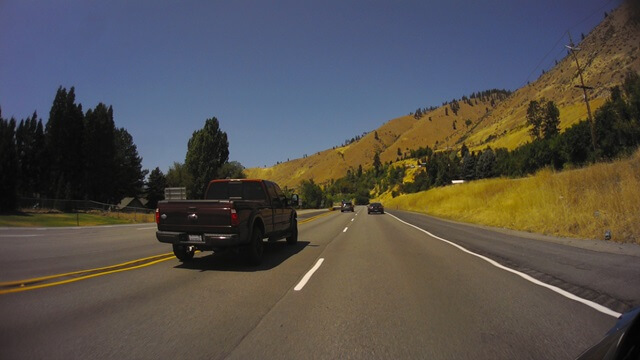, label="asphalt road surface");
[1,207,639,359]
